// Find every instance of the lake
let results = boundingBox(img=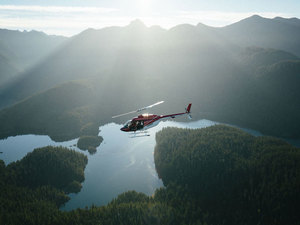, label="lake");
[0,134,82,164]
[0,119,298,210]
[61,119,218,210]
